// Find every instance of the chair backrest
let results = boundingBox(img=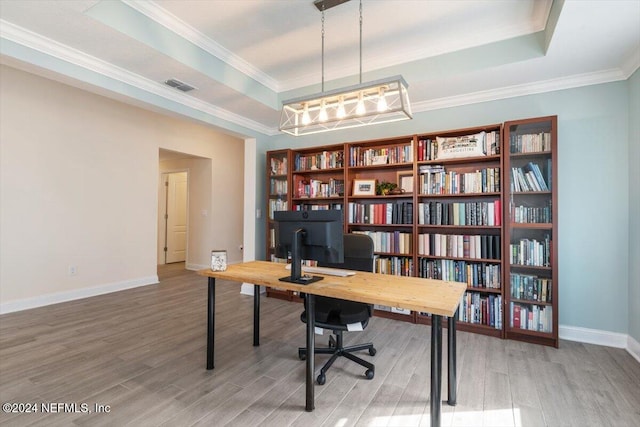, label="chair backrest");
[318,233,374,273]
